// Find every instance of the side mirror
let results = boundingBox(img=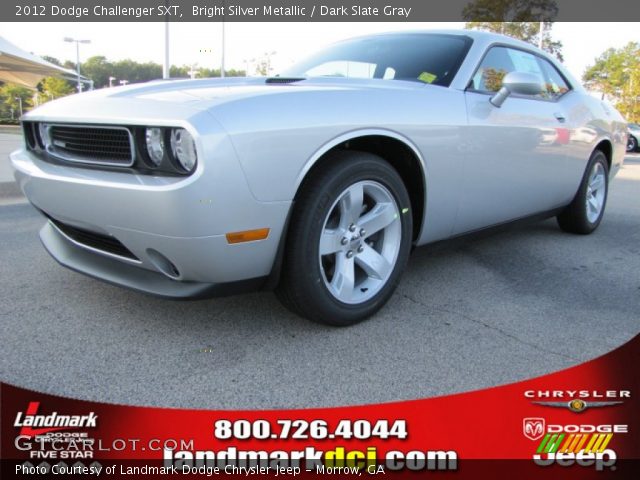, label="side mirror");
[490,72,544,107]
